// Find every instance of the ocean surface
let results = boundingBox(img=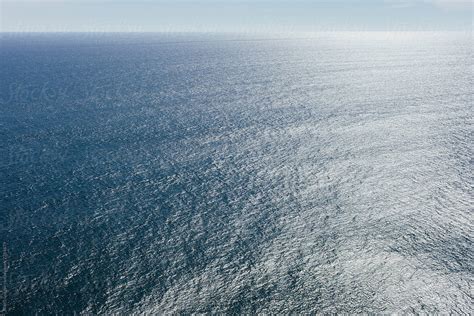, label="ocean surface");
[0,32,472,314]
